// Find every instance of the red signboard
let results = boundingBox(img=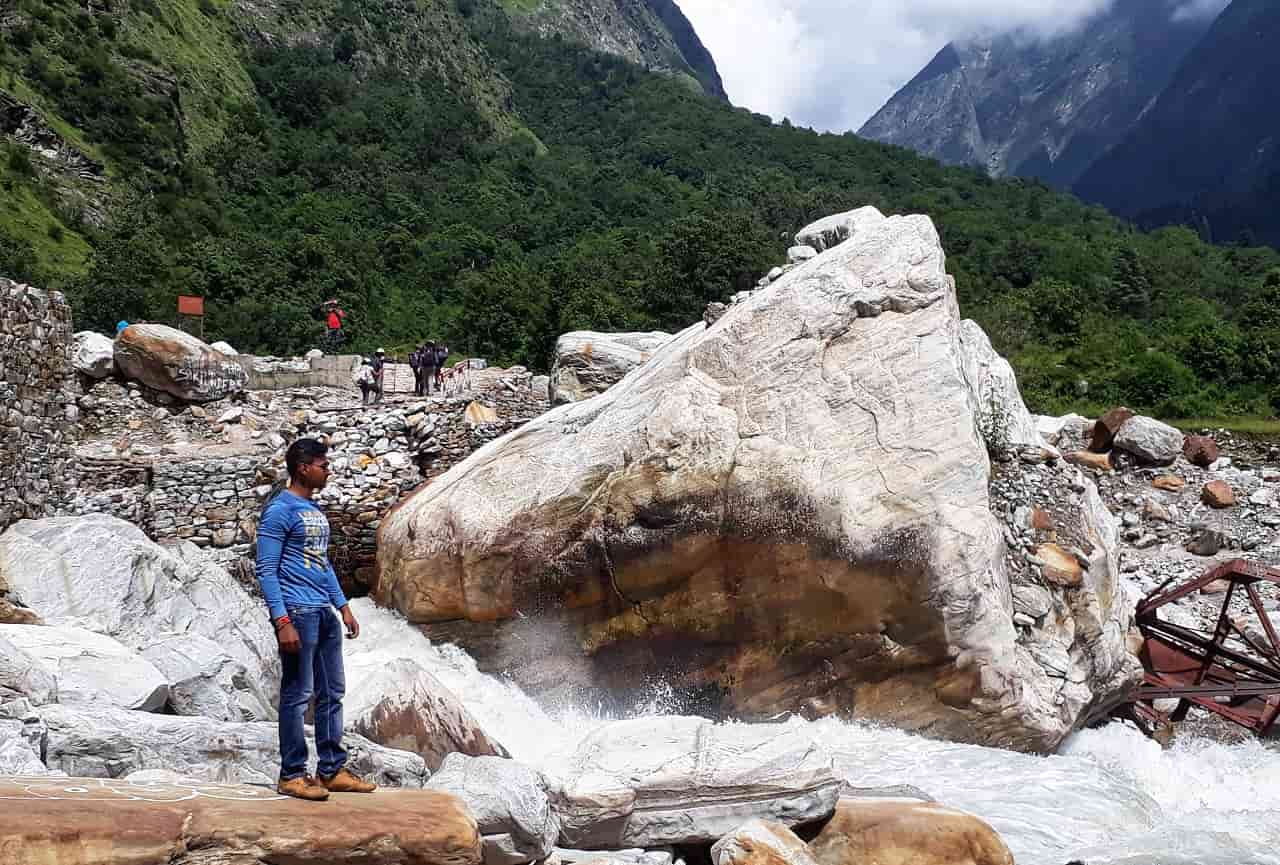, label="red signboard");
[177,295,205,316]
